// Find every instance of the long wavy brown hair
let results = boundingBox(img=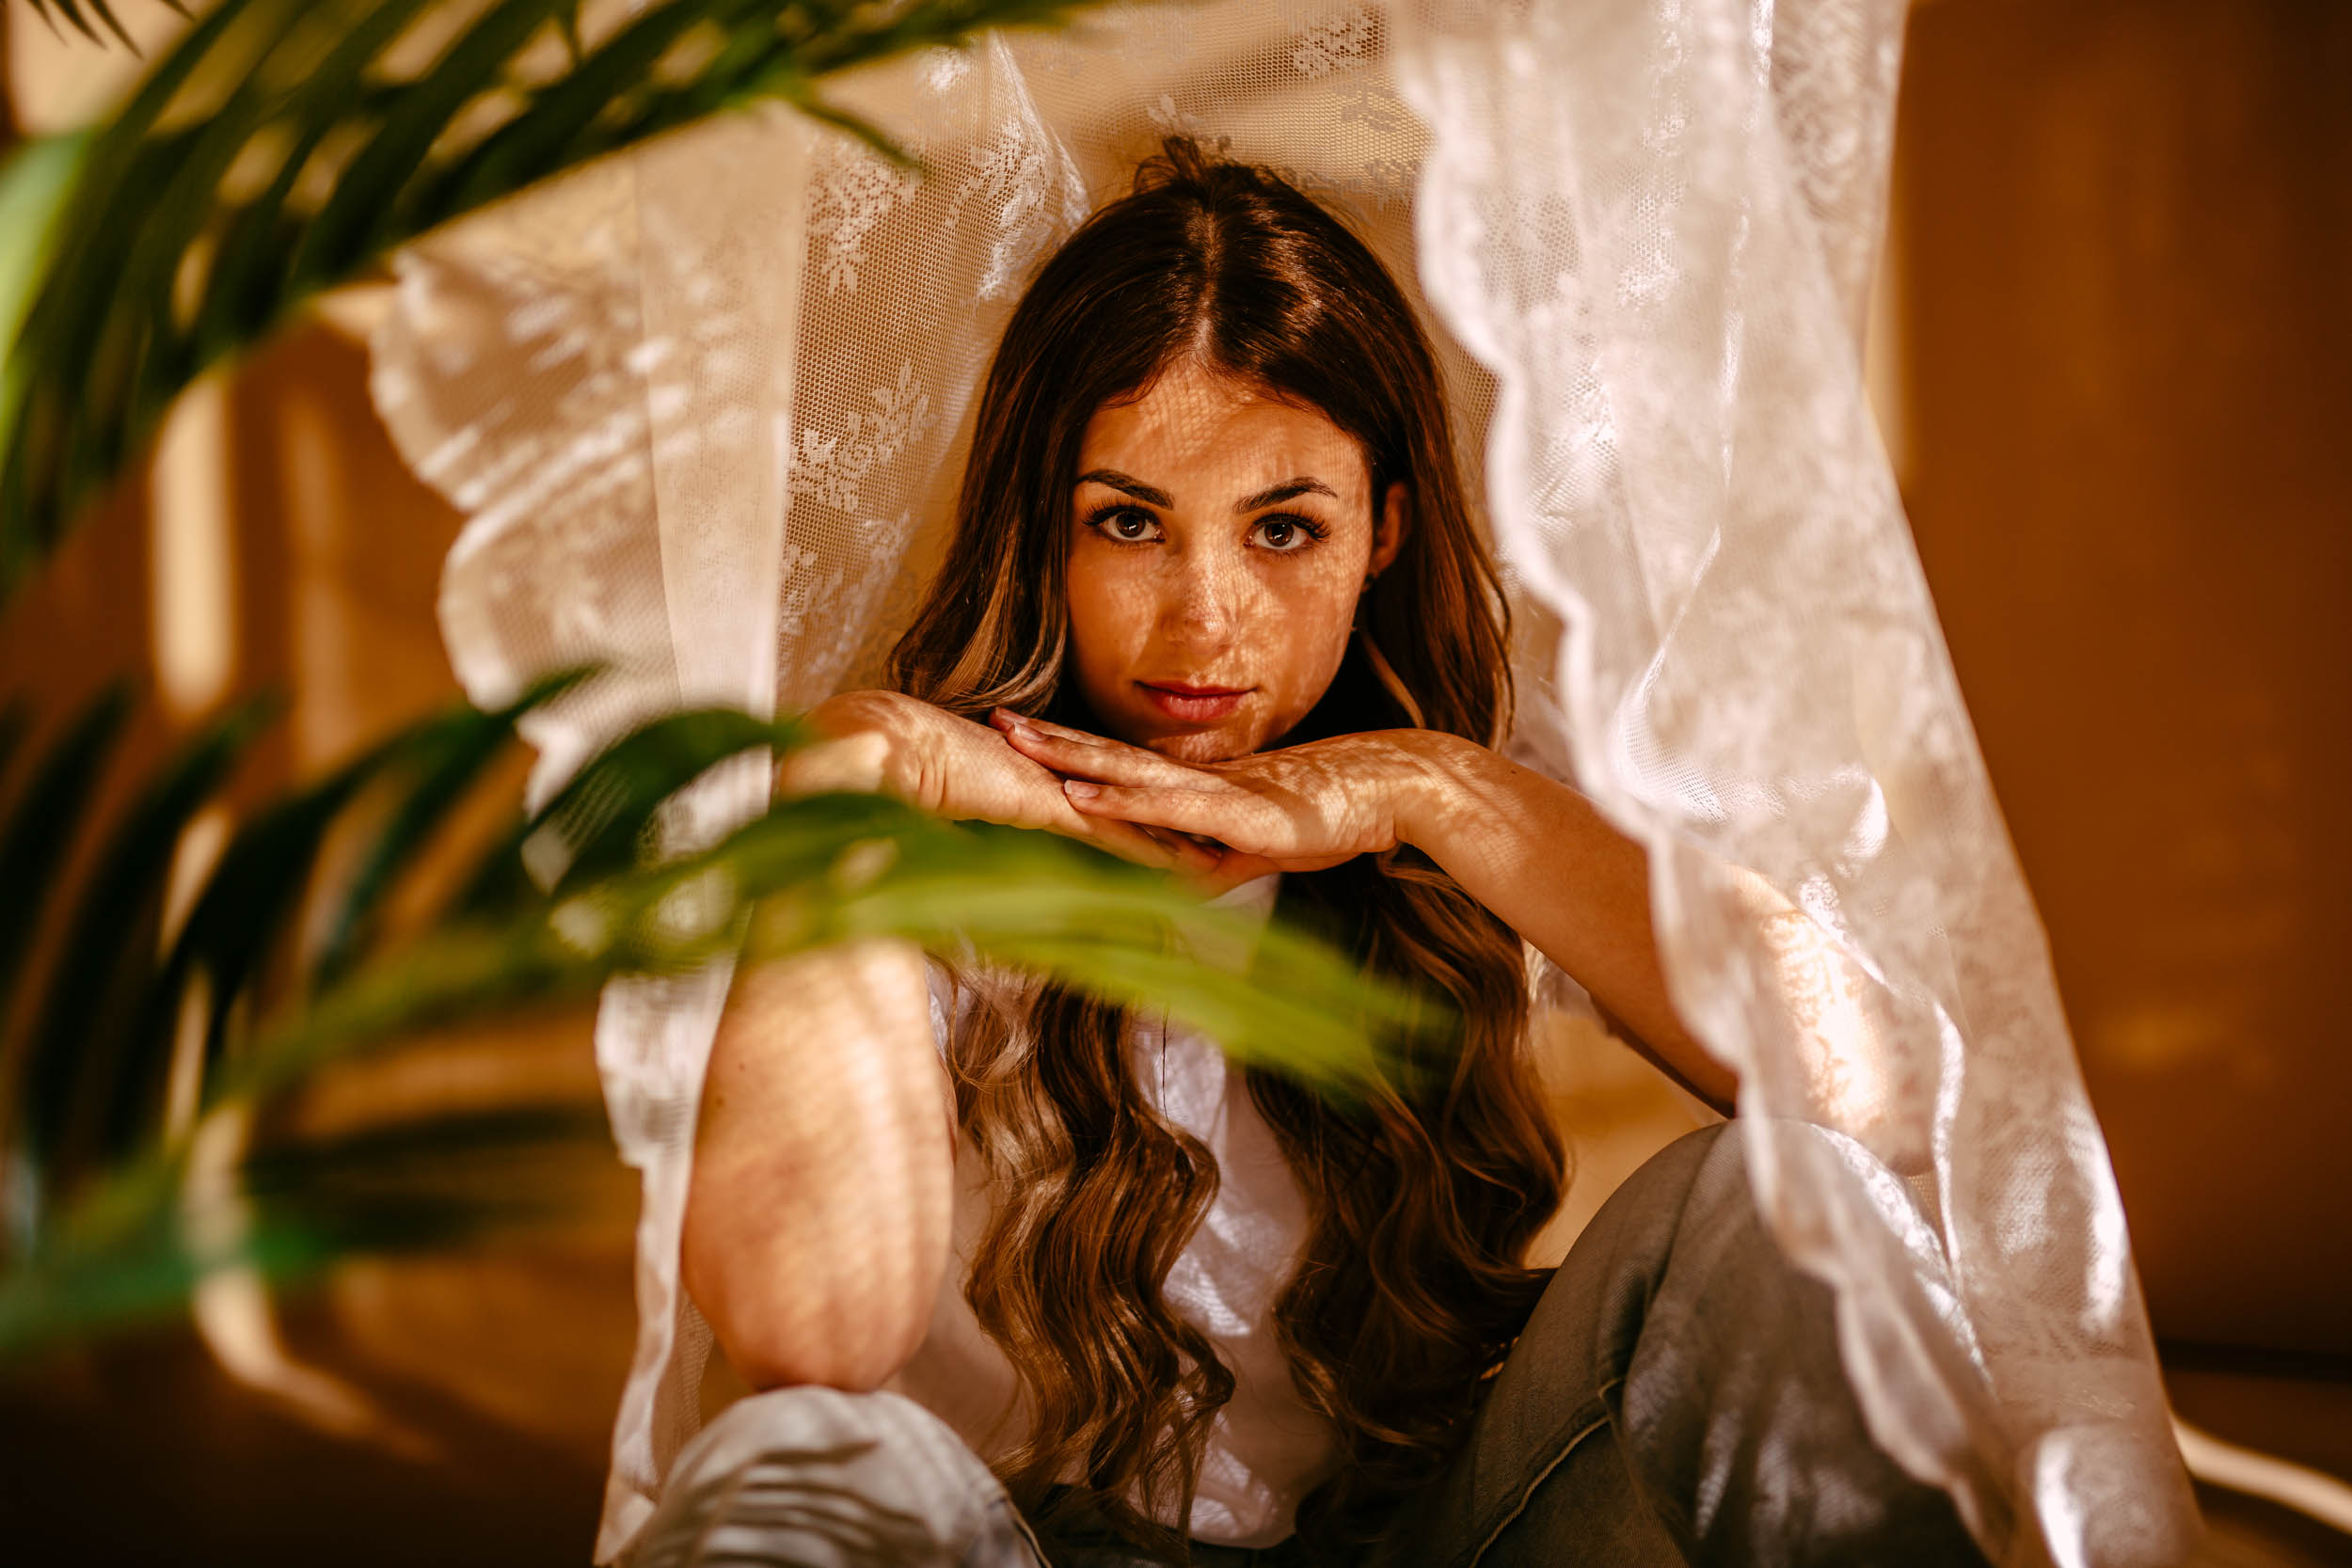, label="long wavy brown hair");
[889,139,1566,1561]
